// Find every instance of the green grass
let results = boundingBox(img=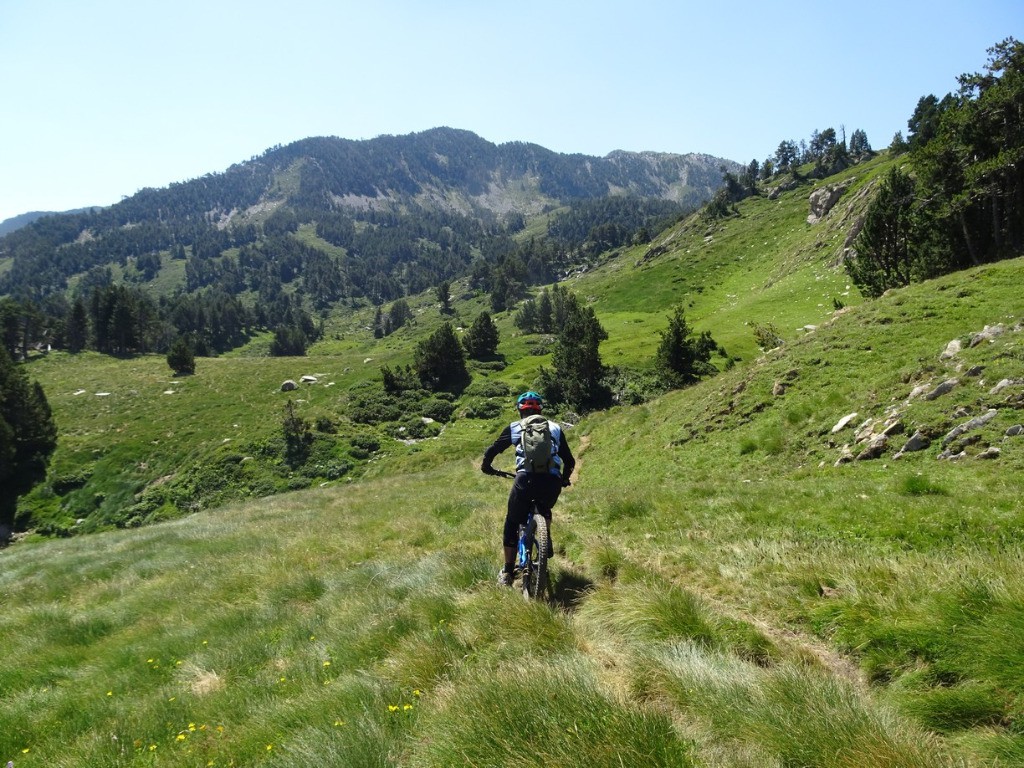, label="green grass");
[4,152,1024,764]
